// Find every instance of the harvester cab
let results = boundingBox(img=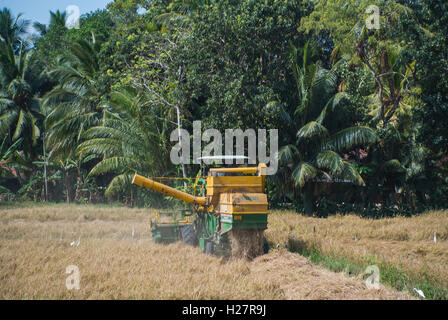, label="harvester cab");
[132,156,269,259]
